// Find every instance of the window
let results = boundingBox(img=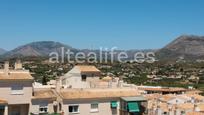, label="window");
[11,111,20,115]
[11,85,24,95]
[81,75,87,81]
[69,105,79,113]
[39,105,48,113]
[111,101,118,108]
[90,103,99,112]
[181,111,185,115]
